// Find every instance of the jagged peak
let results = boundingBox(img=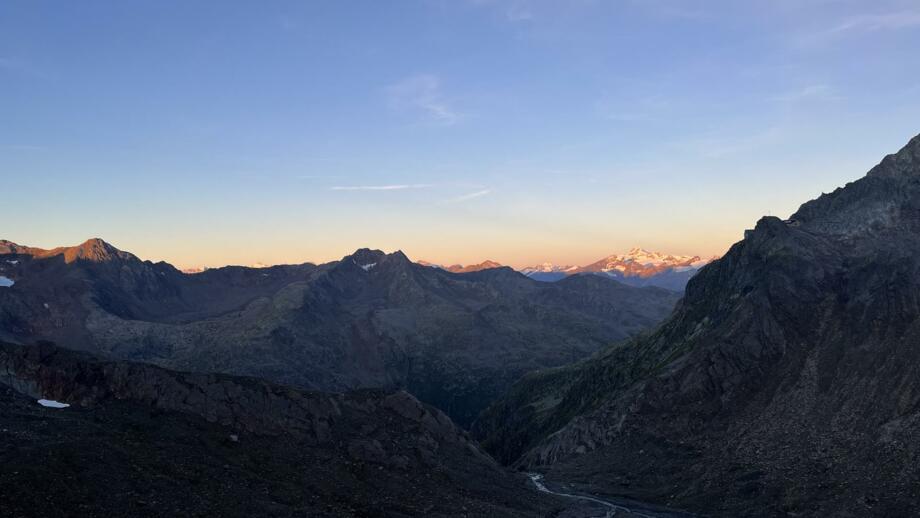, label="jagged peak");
[77,237,116,253]
[789,133,920,237]
[342,248,412,271]
[344,248,385,267]
[867,132,920,179]
[389,250,411,263]
[59,238,134,263]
